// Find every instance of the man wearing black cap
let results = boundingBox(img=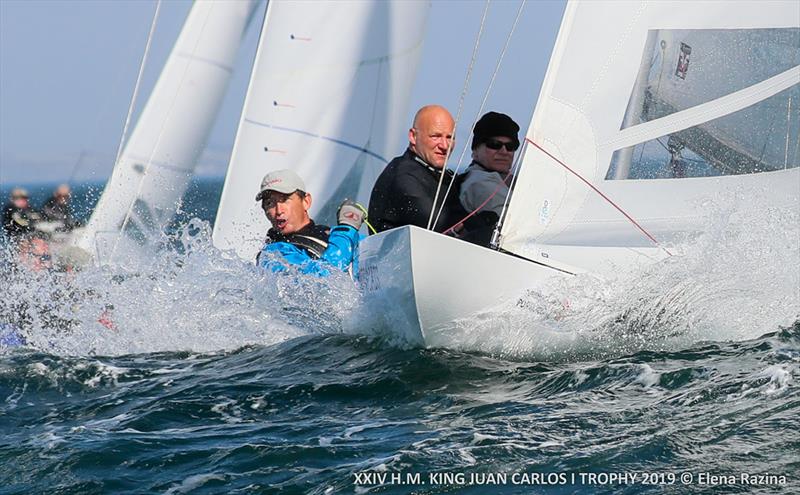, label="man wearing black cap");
[458,111,521,246]
[255,169,364,277]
